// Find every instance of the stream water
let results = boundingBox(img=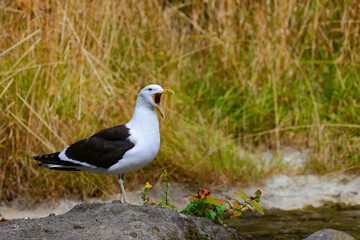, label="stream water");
[228,206,360,239]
